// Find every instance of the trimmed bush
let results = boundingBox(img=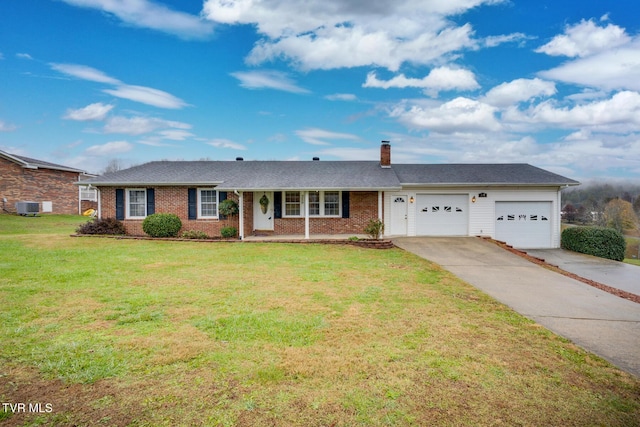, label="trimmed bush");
[561,226,626,261]
[220,226,237,239]
[142,213,182,238]
[76,218,126,235]
[181,230,209,239]
[364,219,385,240]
